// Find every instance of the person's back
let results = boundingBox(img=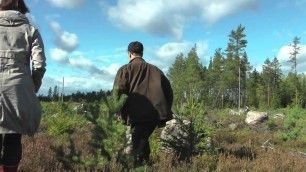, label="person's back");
[113,41,173,166]
[0,0,46,171]
[116,57,173,124]
[0,0,46,136]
